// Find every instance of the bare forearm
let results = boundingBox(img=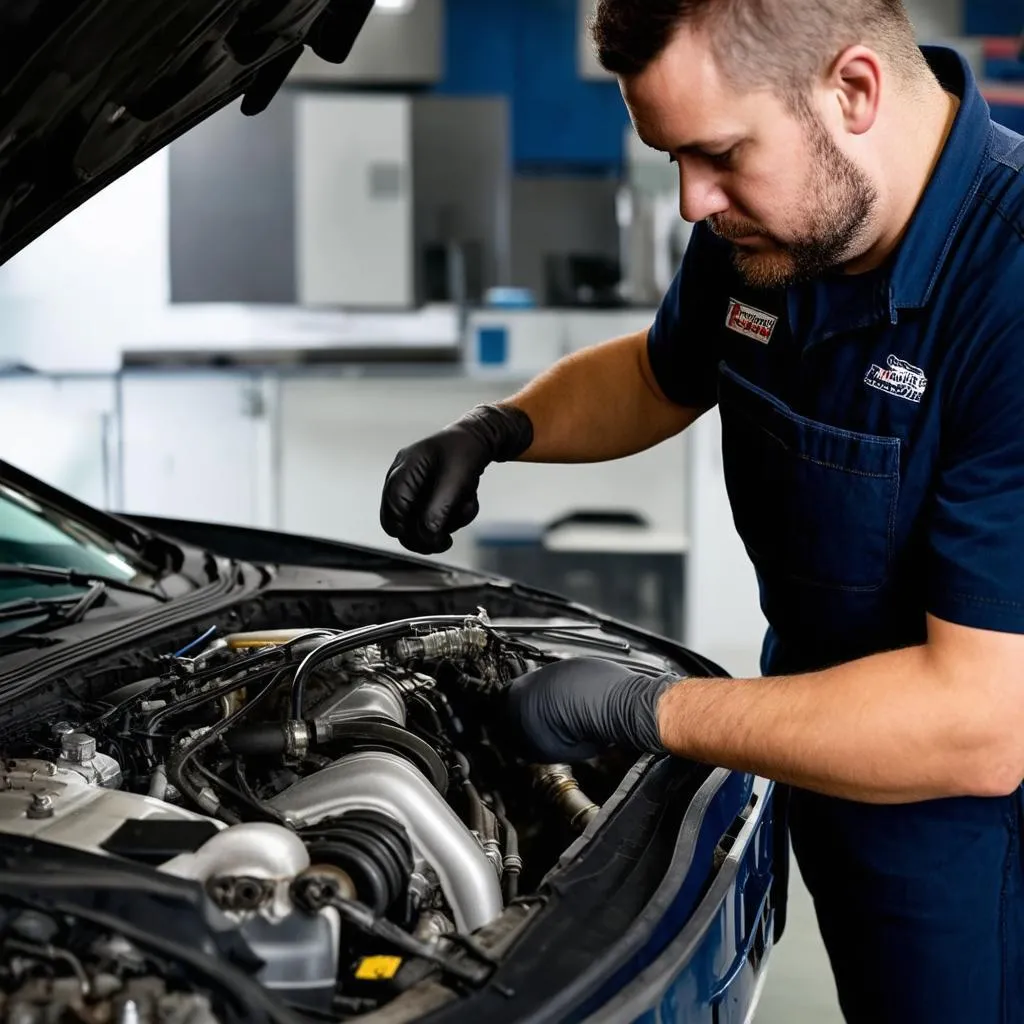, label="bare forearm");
[658,643,1021,803]
[504,332,700,463]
